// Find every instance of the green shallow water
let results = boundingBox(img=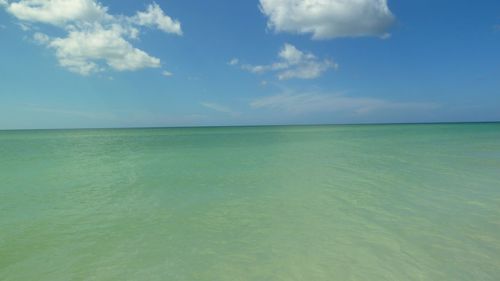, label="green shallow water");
[1,123,500,280]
